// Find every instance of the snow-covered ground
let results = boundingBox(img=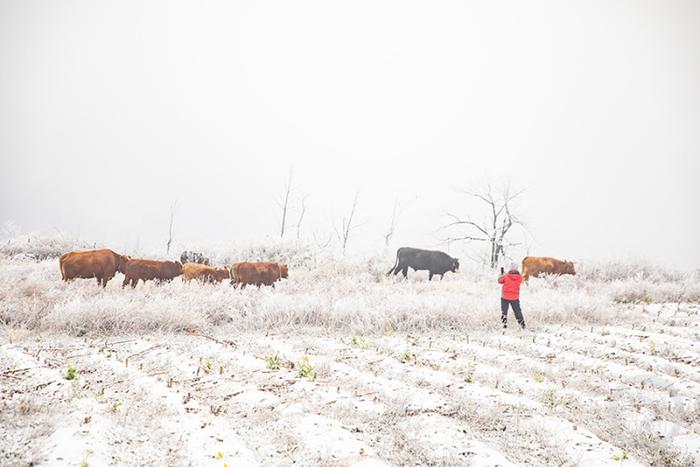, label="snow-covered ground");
[1,242,699,466]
